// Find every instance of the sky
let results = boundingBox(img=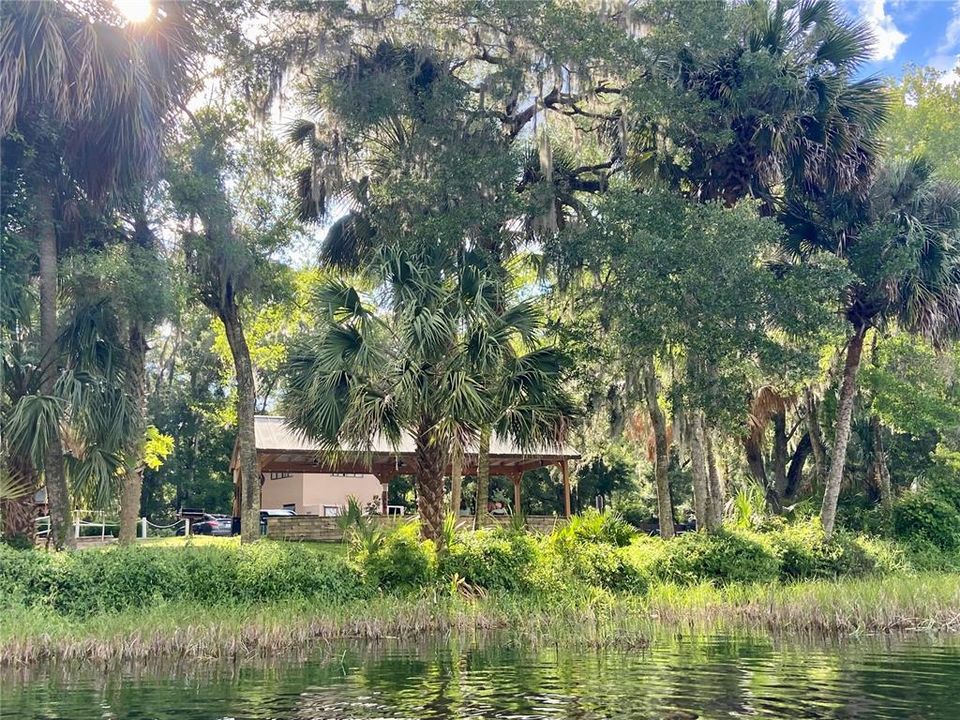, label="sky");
[849,0,960,82]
